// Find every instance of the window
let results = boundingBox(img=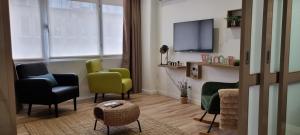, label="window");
[9,0,43,60]
[48,0,100,57]
[102,4,123,55]
[9,0,123,60]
